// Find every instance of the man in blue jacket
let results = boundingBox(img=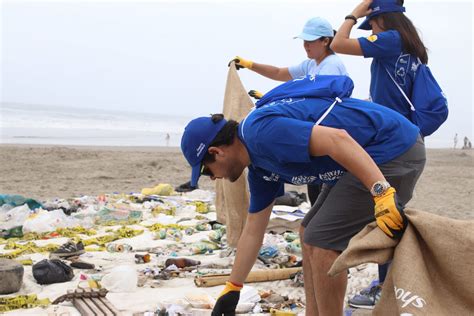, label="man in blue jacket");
[181,75,425,315]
